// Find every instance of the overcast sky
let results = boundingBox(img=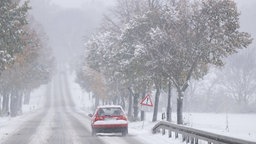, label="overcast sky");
[49,0,256,35]
[236,0,256,38]
[50,0,85,8]
[50,0,116,9]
